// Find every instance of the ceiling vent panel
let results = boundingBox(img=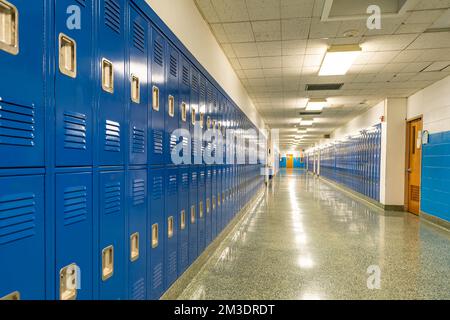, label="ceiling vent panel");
[305,83,344,91]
